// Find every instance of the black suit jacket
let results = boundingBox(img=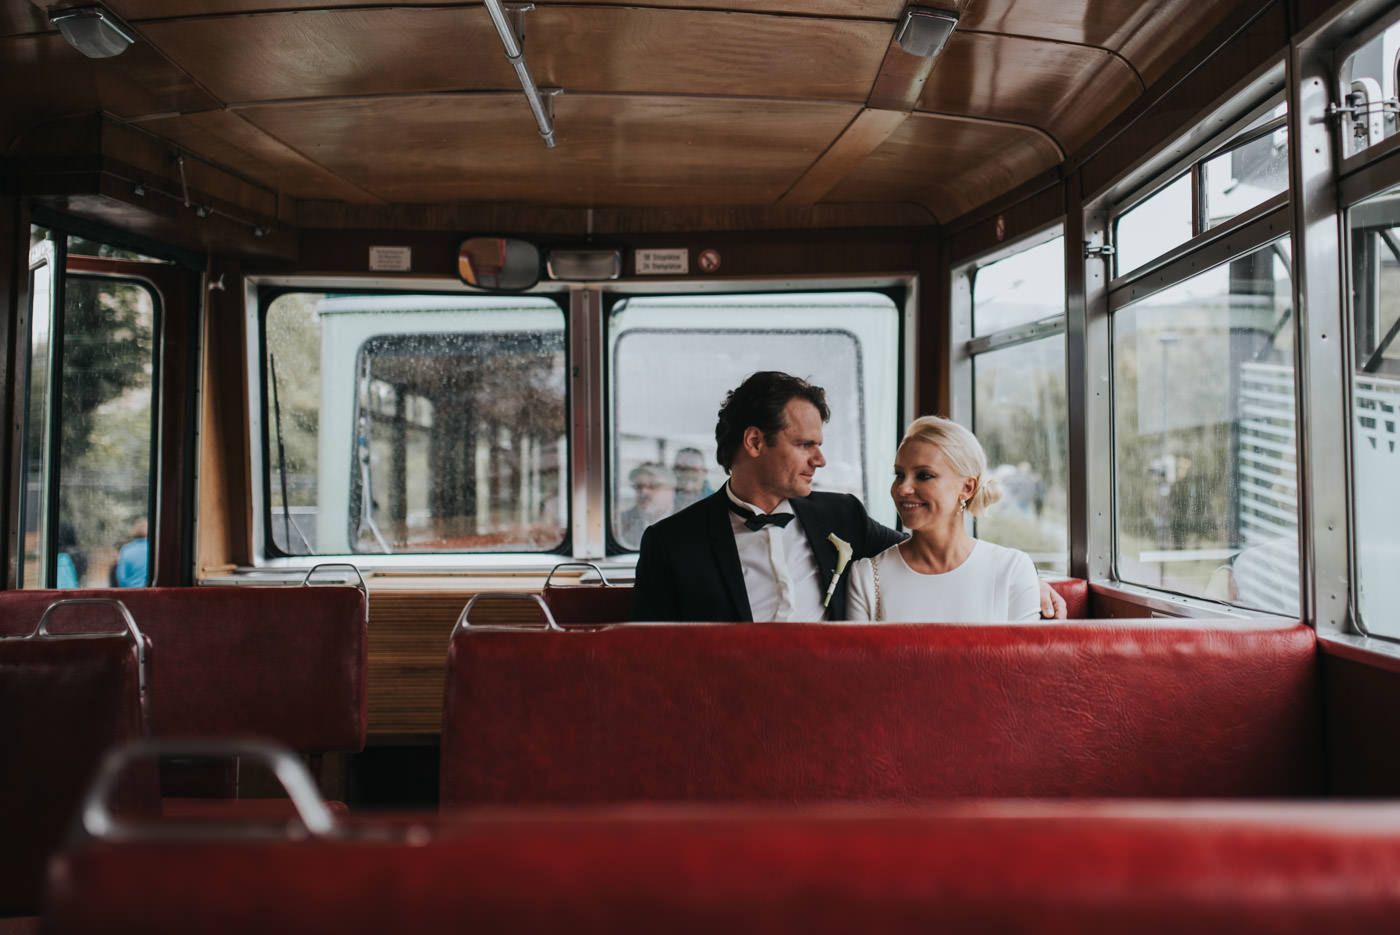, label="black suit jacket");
[631,489,905,622]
